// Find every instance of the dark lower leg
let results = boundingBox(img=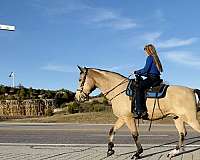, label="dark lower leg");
[132,133,143,158]
[173,118,187,150]
[107,127,115,156]
[107,118,125,157]
[176,132,185,150]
